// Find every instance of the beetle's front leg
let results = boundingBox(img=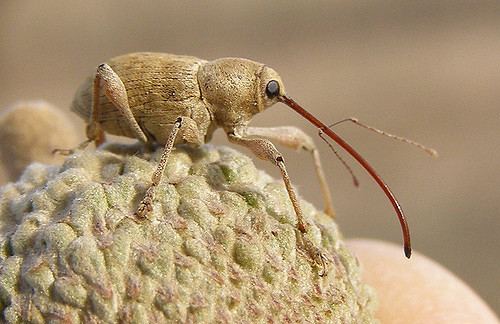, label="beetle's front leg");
[228,129,329,275]
[237,126,335,218]
[134,116,202,220]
